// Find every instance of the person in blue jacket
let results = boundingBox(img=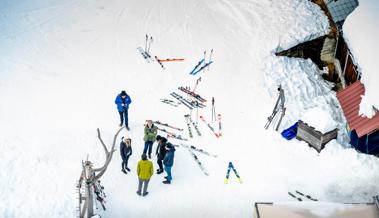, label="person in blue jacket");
[163,143,175,184]
[115,91,132,129]
[120,137,132,174]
